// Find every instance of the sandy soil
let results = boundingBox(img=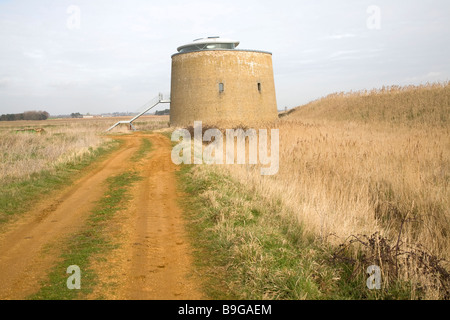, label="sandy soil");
[89,133,204,300]
[0,133,203,300]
